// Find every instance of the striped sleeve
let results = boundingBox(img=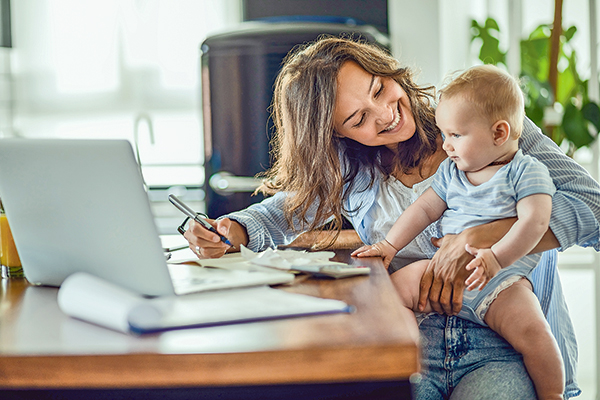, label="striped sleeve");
[520,118,600,251]
[223,191,305,251]
[529,249,581,398]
